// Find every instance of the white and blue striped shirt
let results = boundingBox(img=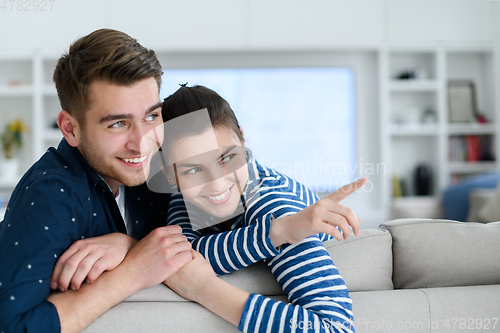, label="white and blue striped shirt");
[167,158,354,333]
